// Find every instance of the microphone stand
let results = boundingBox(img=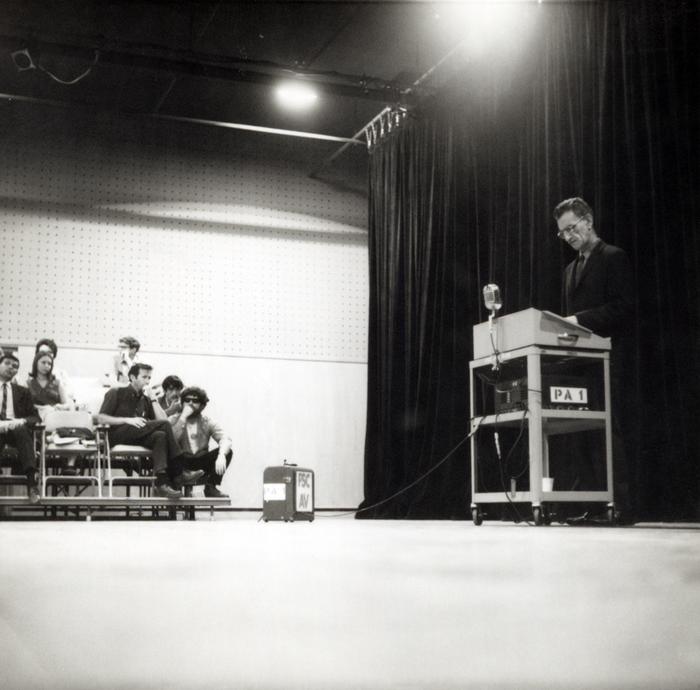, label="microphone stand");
[488,307,500,371]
